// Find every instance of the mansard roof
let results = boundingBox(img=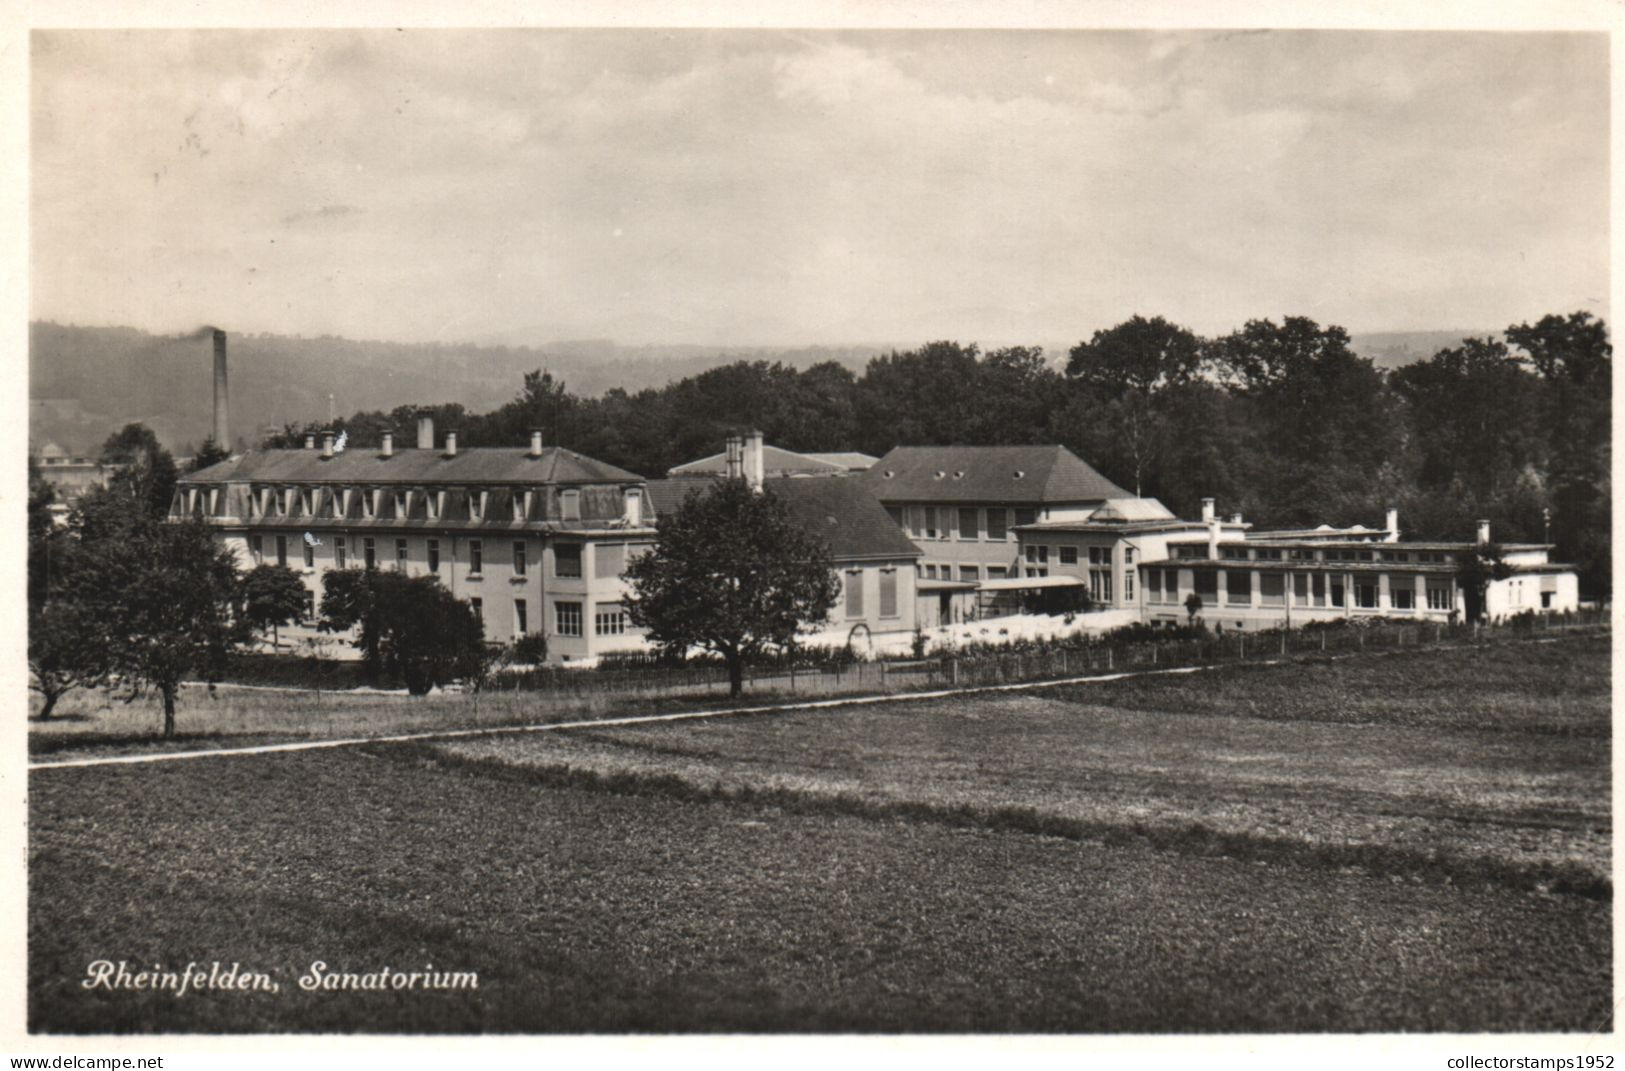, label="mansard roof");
[859,445,1129,505]
[179,446,644,486]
